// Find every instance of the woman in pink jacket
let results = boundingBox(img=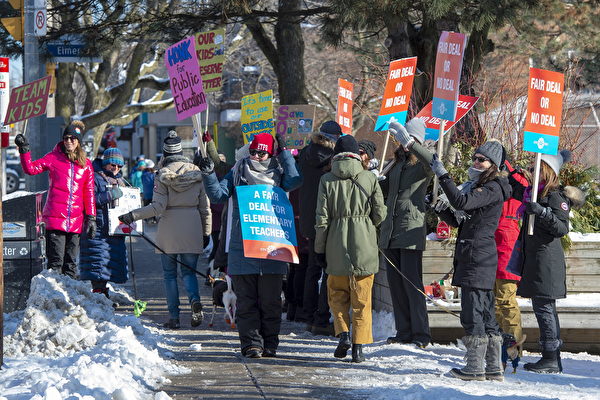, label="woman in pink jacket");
[15,120,96,278]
